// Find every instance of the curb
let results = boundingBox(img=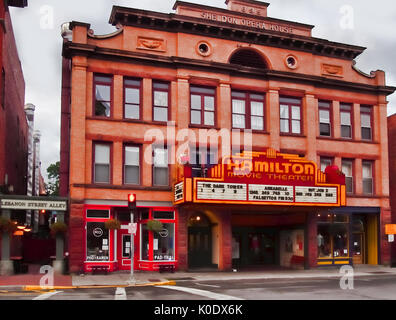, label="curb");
[22,280,176,291]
